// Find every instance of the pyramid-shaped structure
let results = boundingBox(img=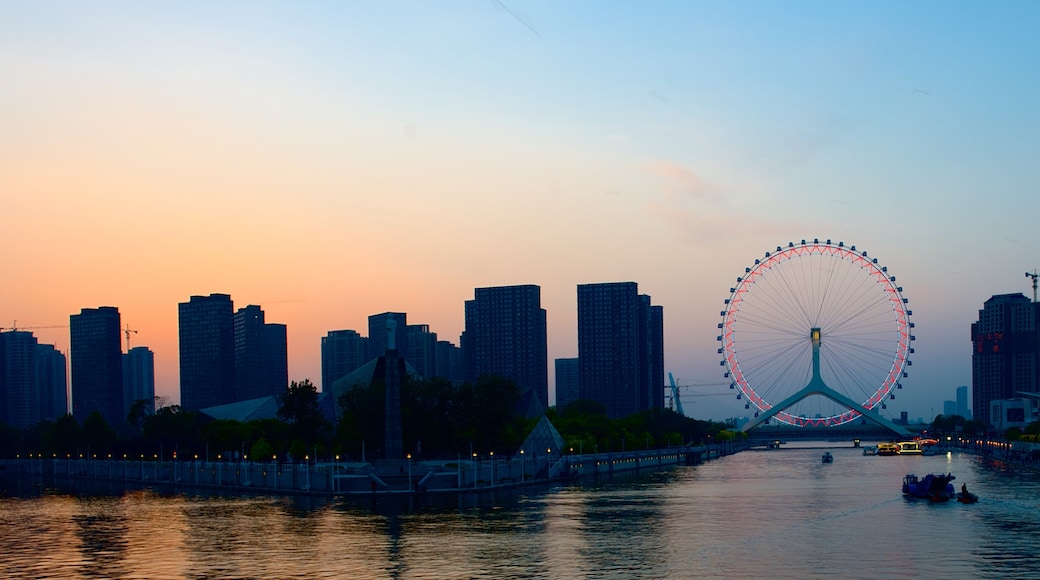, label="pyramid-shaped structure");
[517,415,566,456]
